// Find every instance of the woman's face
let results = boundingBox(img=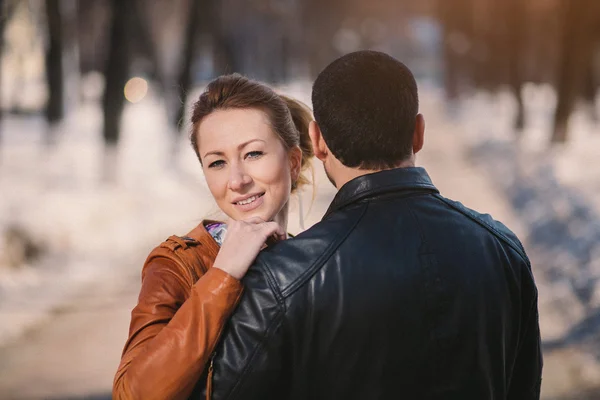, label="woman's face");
[197,108,301,224]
